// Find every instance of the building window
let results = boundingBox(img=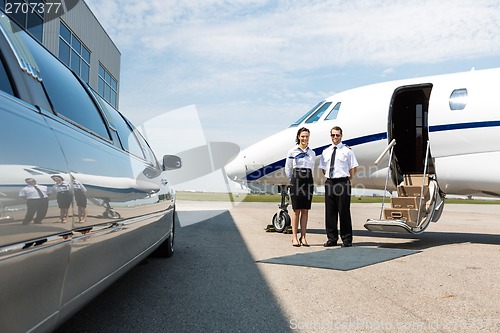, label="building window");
[58,22,90,84]
[98,64,118,108]
[3,0,44,42]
